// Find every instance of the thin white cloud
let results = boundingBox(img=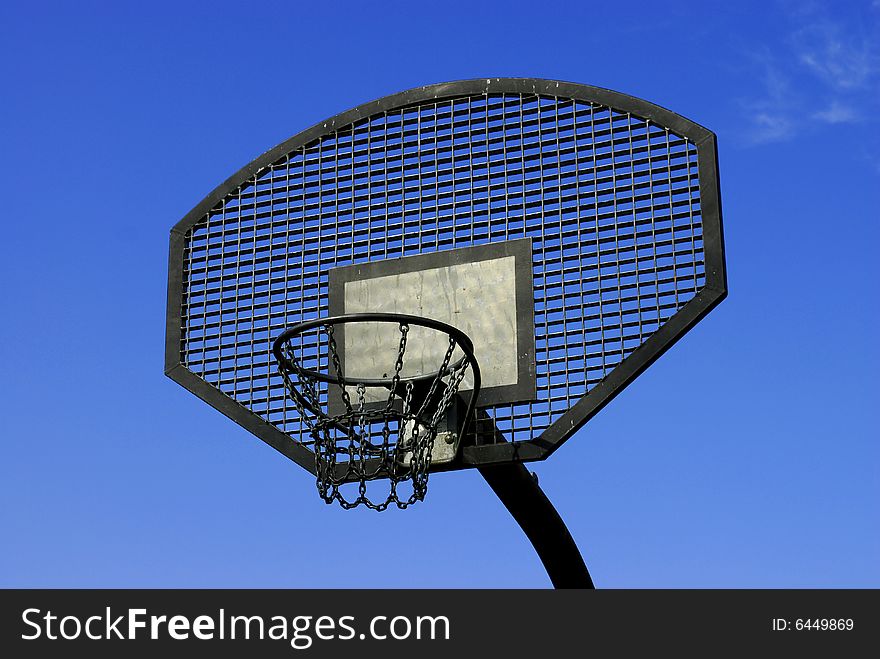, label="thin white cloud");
[740,55,801,144]
[740,2,878,147]
[792,21,879,90]
[812,100,859,124]
[750,112,796,143]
